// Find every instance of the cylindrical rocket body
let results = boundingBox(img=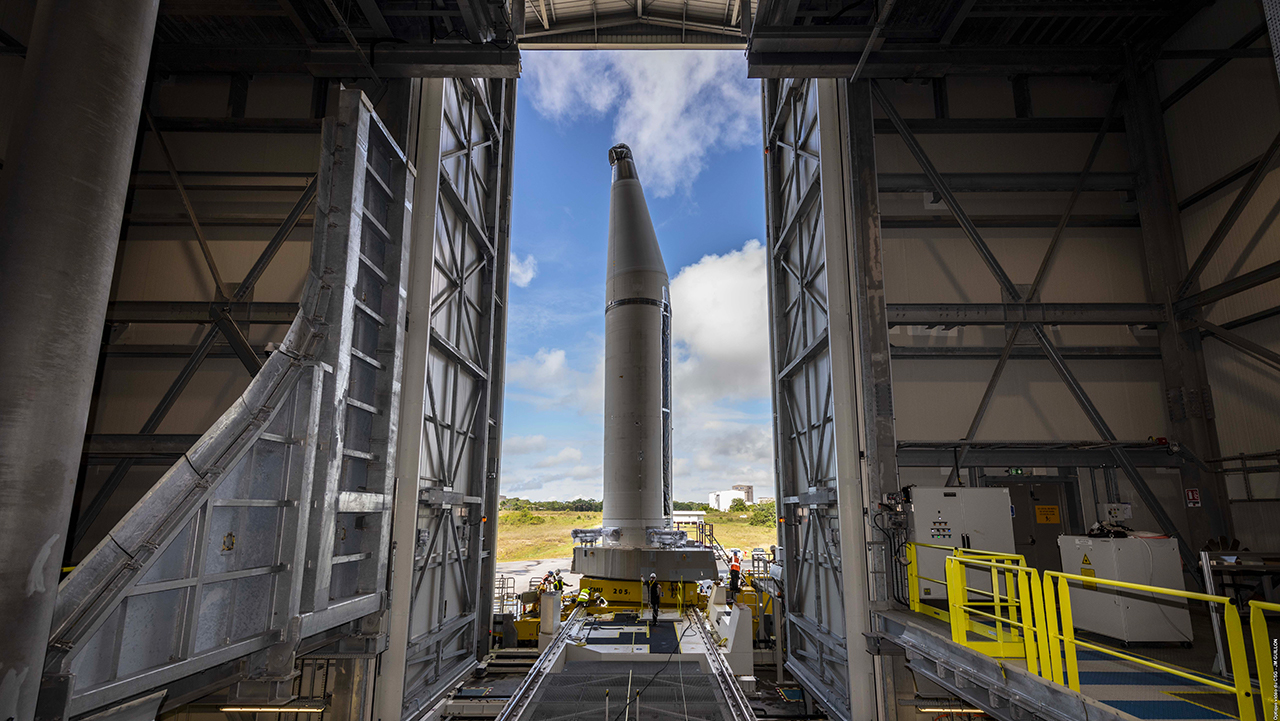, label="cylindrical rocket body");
[602,145,672,547]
